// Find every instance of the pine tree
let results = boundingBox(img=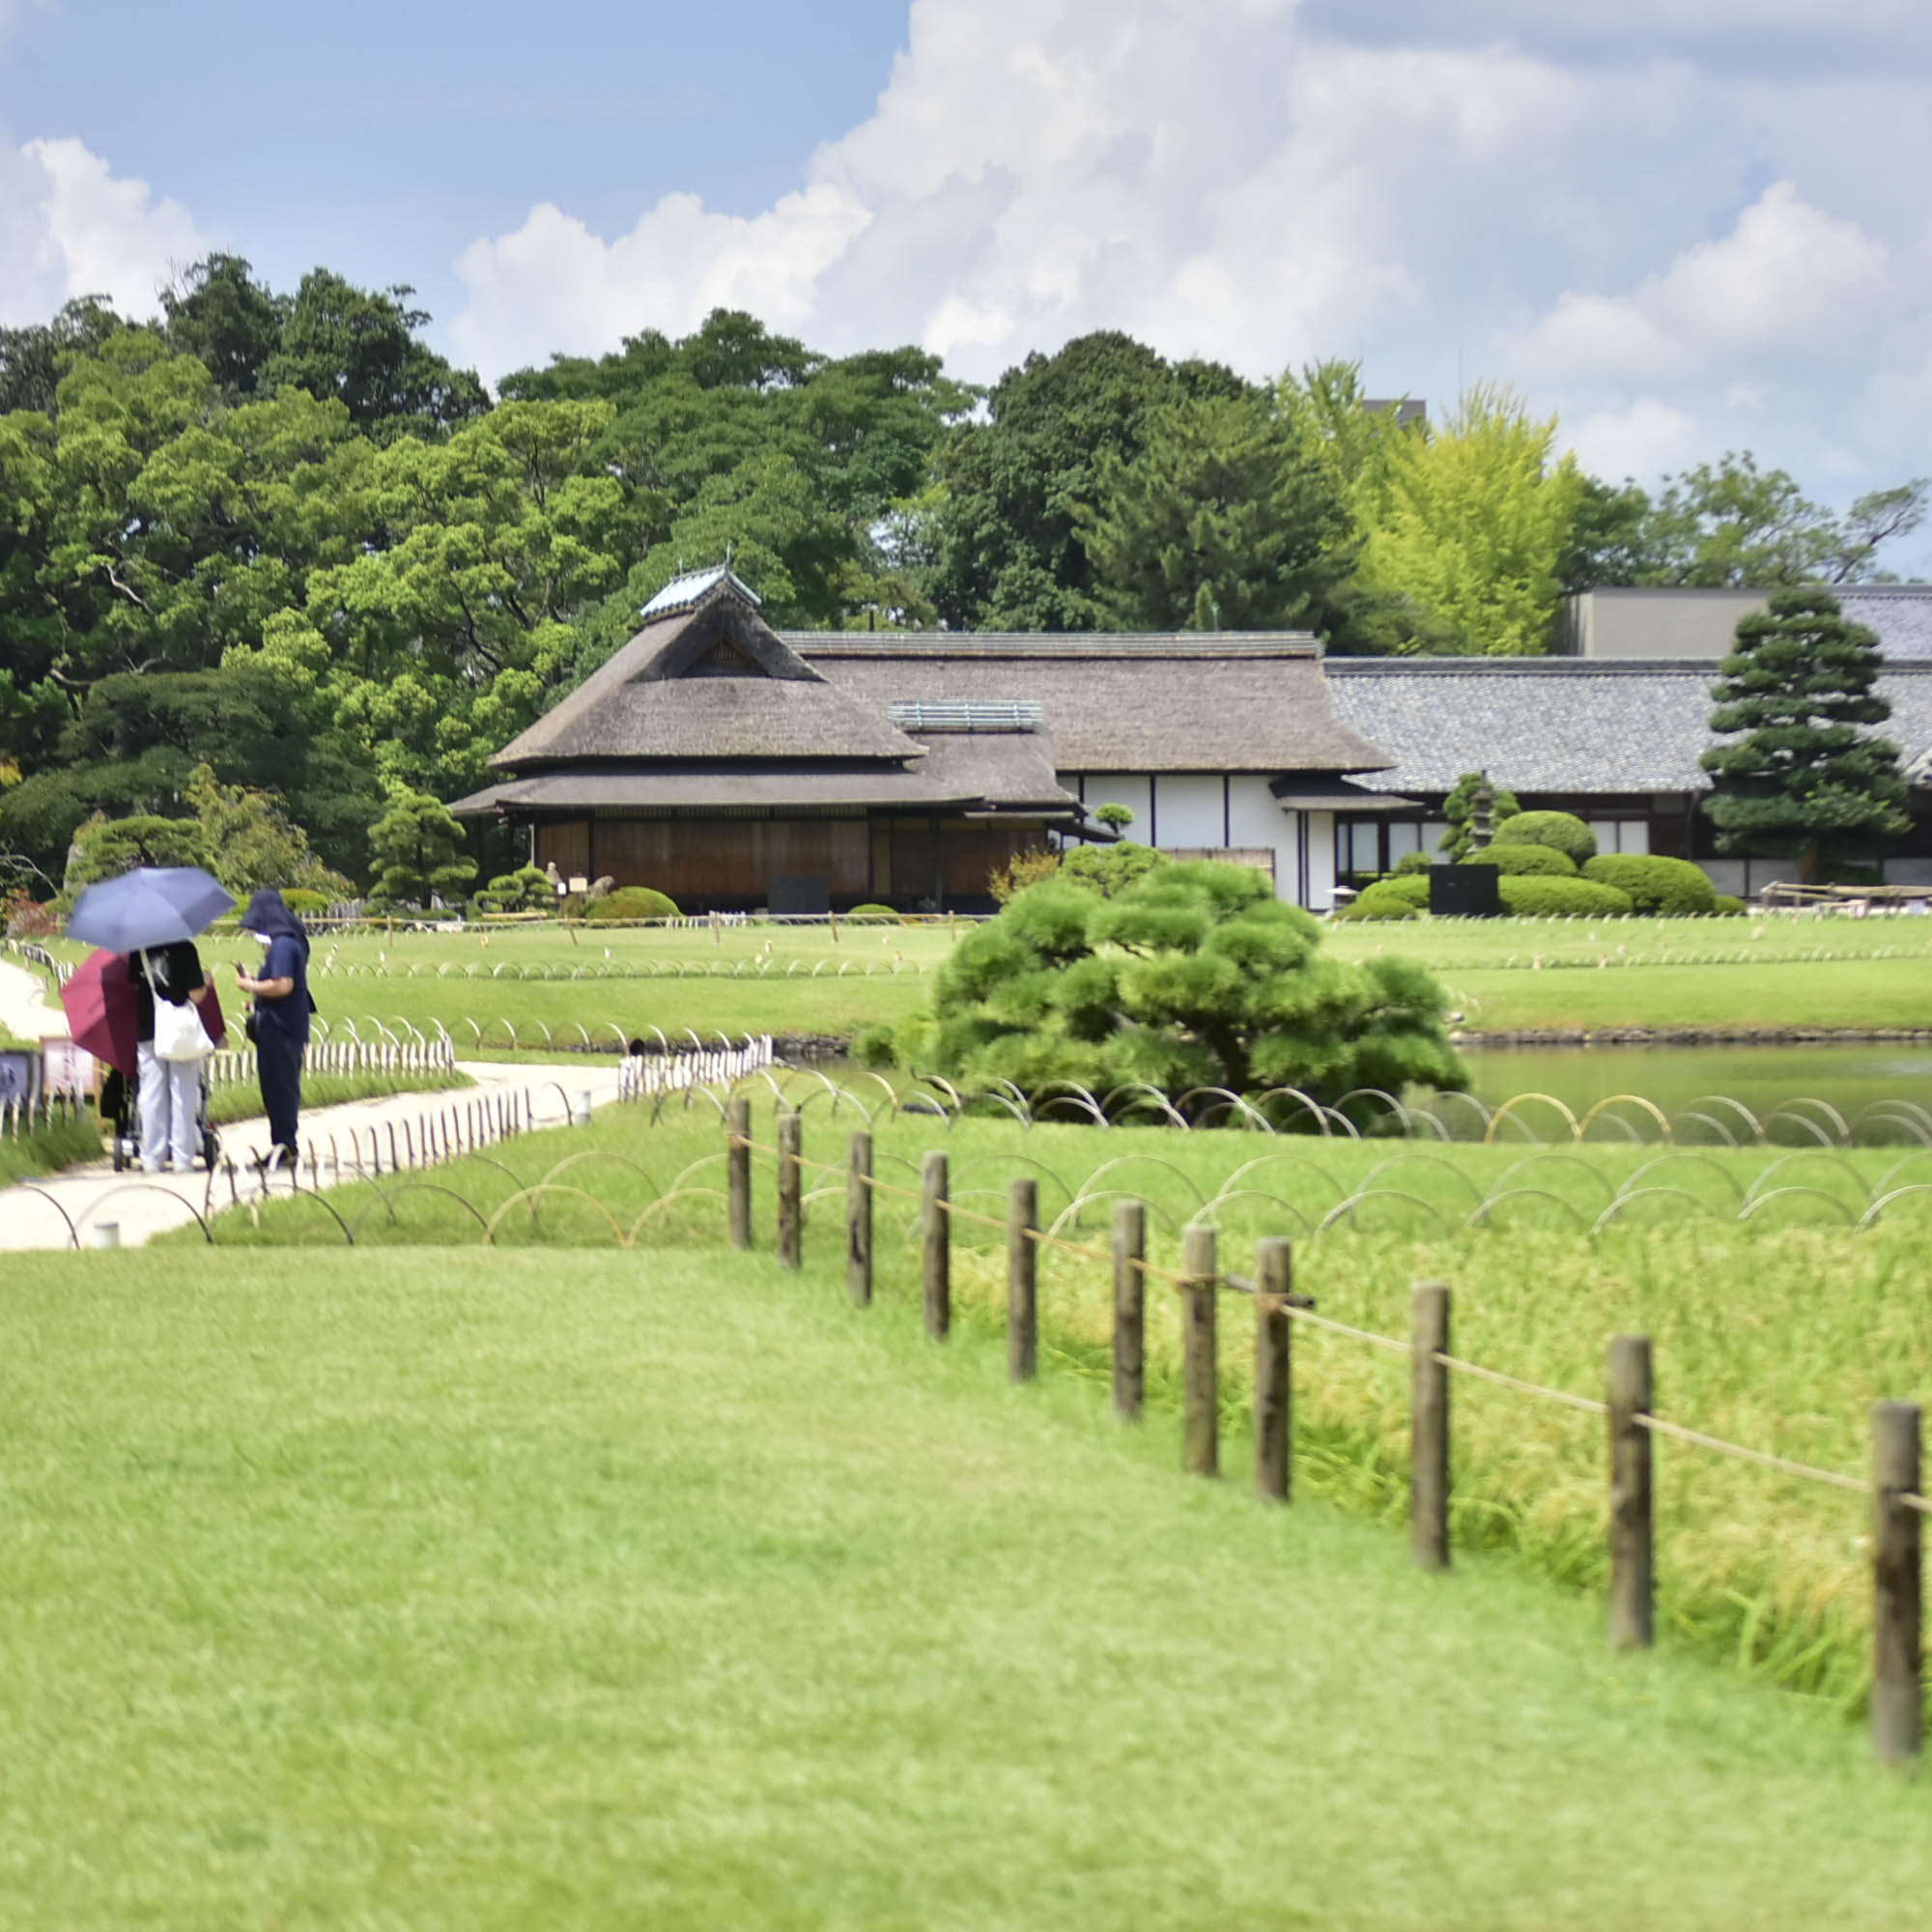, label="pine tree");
[1077,390,1355,631]
[368,790,478,907]
[1700,587,1909,876]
